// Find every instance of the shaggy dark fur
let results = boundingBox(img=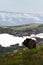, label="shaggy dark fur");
[22,38,36,49]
